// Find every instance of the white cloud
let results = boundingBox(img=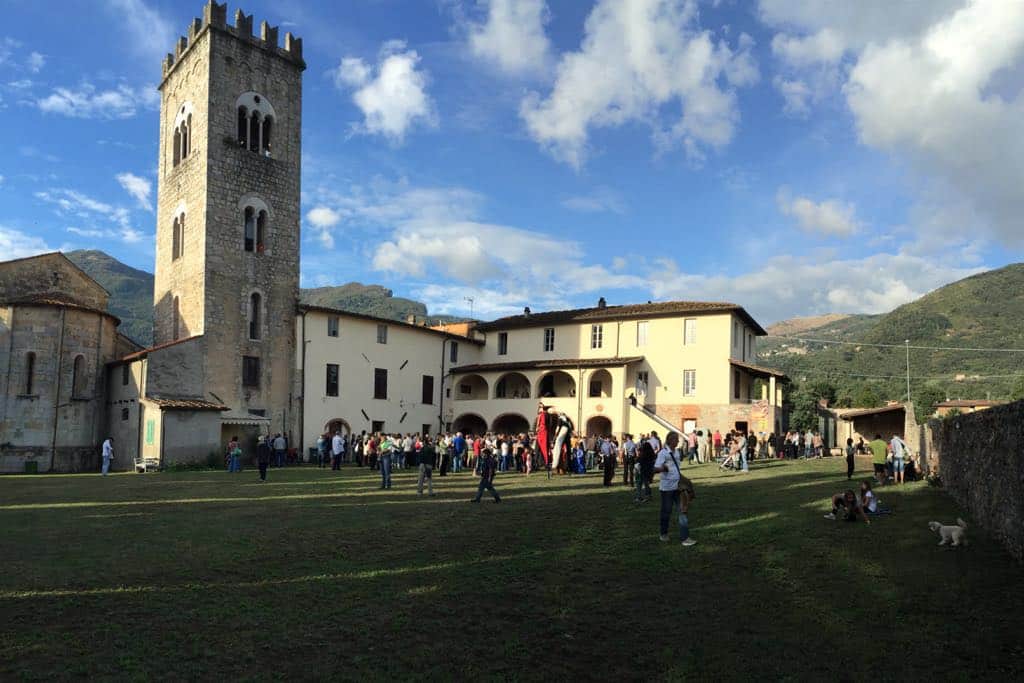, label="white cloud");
[0,224,50,260]
[560,187,626,214]
[115,172,153,212]
[37,83,154,119]
[26,51,44,73]
[760,0,1024,247]
[306,206,341,228]
[103,0,175,62]
[35,188,149,245]
[332,42,436,143]
[304,179,643,312]
[776,189,859,237]
[520,0,758,167]
[66,227,110,239]
[648,251,981,323]
[0,174,4,186]
[773,76,811,116]
[306,206,341,249]
[467,0,551,75]
[771,29,844,67]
